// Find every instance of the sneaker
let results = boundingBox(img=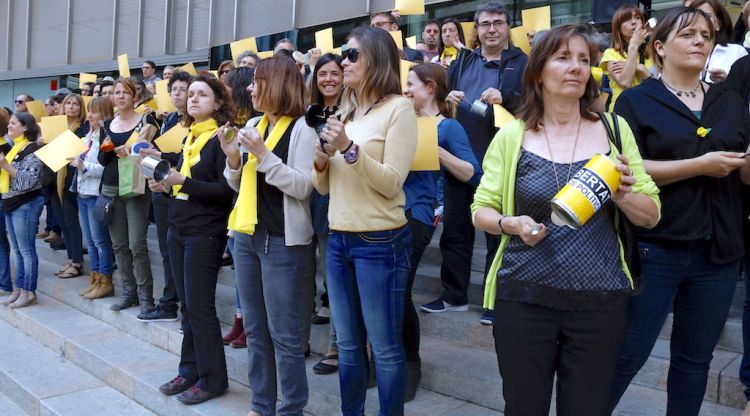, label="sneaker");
[480,309,494,325]
[420,299,469,313]
[159,375,197,396]
[311,306,330,325]
[176,385,225,405]
[137,306,178,322]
